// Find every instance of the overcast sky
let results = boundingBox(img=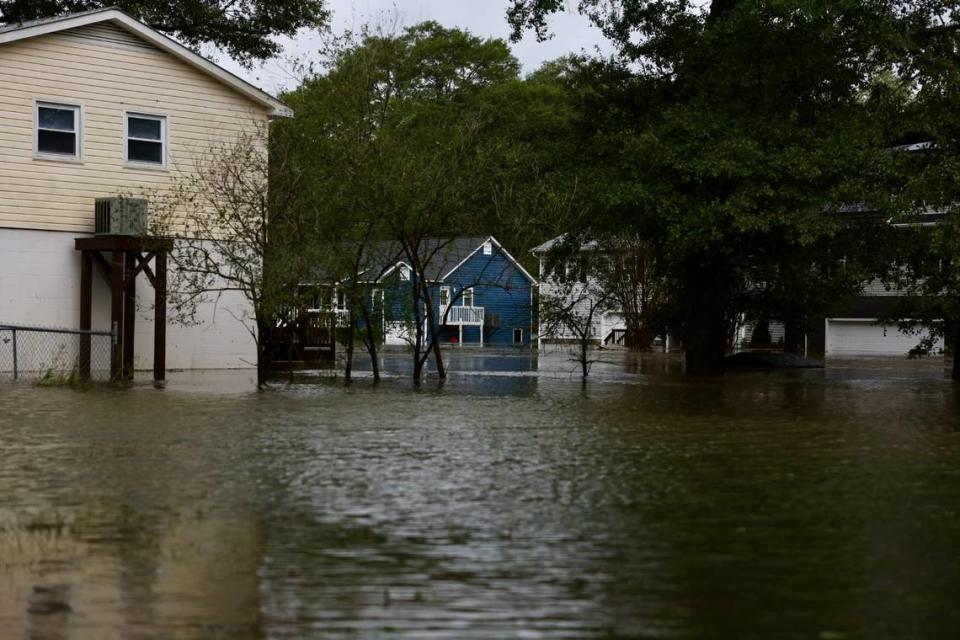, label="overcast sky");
[220,1,612,96]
